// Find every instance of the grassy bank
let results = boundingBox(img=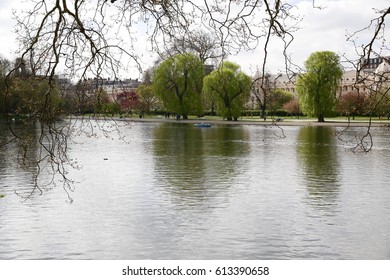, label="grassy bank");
[85,114,389,127]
